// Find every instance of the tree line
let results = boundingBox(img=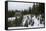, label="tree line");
[8,3,45,27]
